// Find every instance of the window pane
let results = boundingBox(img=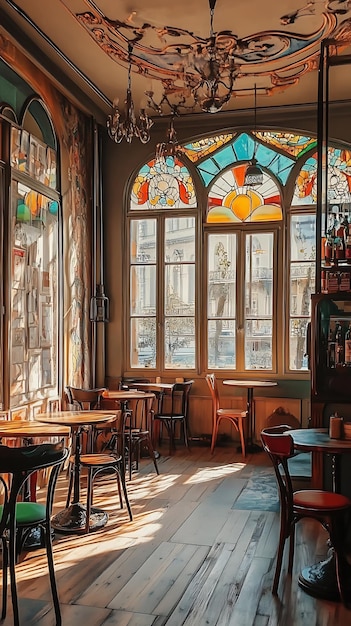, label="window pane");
[165,217,195,262]
[289,213,316,371]
[289,319,309,370]
[208,320,236,369]
[245,233,273,370]
[165,265,195,315]
[130,266,156,316]
[165,317,195,369]
[245,320,272,369]
[207,235,236,369]
[130,318,156,368]
[130,219,156,263]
